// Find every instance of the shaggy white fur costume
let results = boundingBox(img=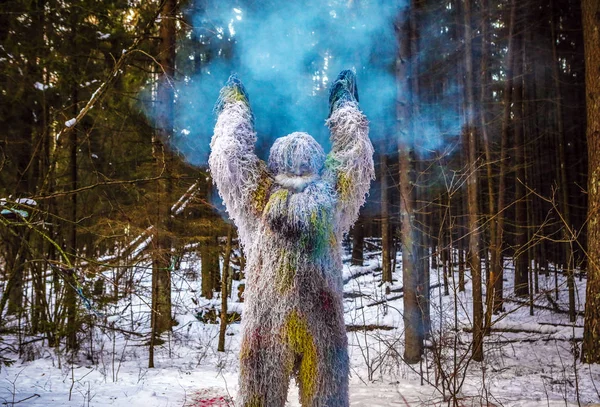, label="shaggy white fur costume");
[209,71,374,407]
